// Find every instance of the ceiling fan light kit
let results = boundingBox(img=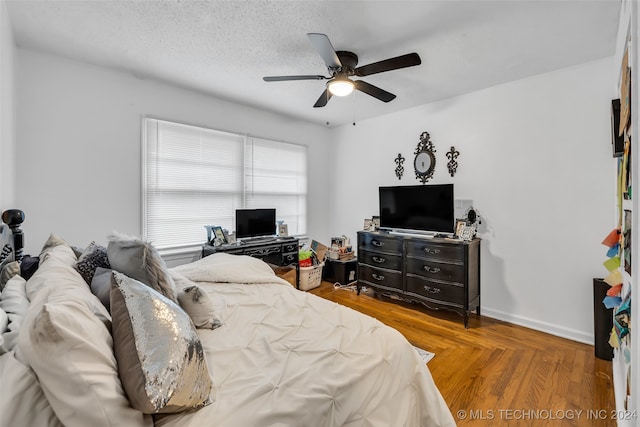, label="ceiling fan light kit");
[328,78,354,96]
[263,33,421,108]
